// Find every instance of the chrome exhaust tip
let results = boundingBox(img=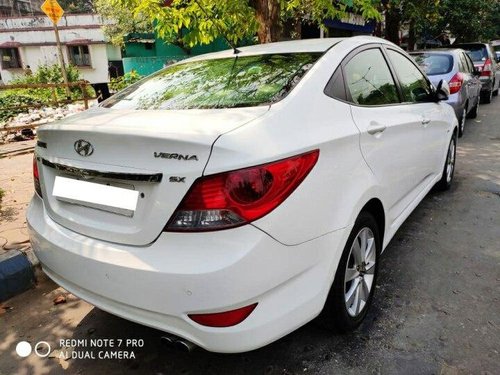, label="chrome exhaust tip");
[174,339,197,352]
[161,333,197,352]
